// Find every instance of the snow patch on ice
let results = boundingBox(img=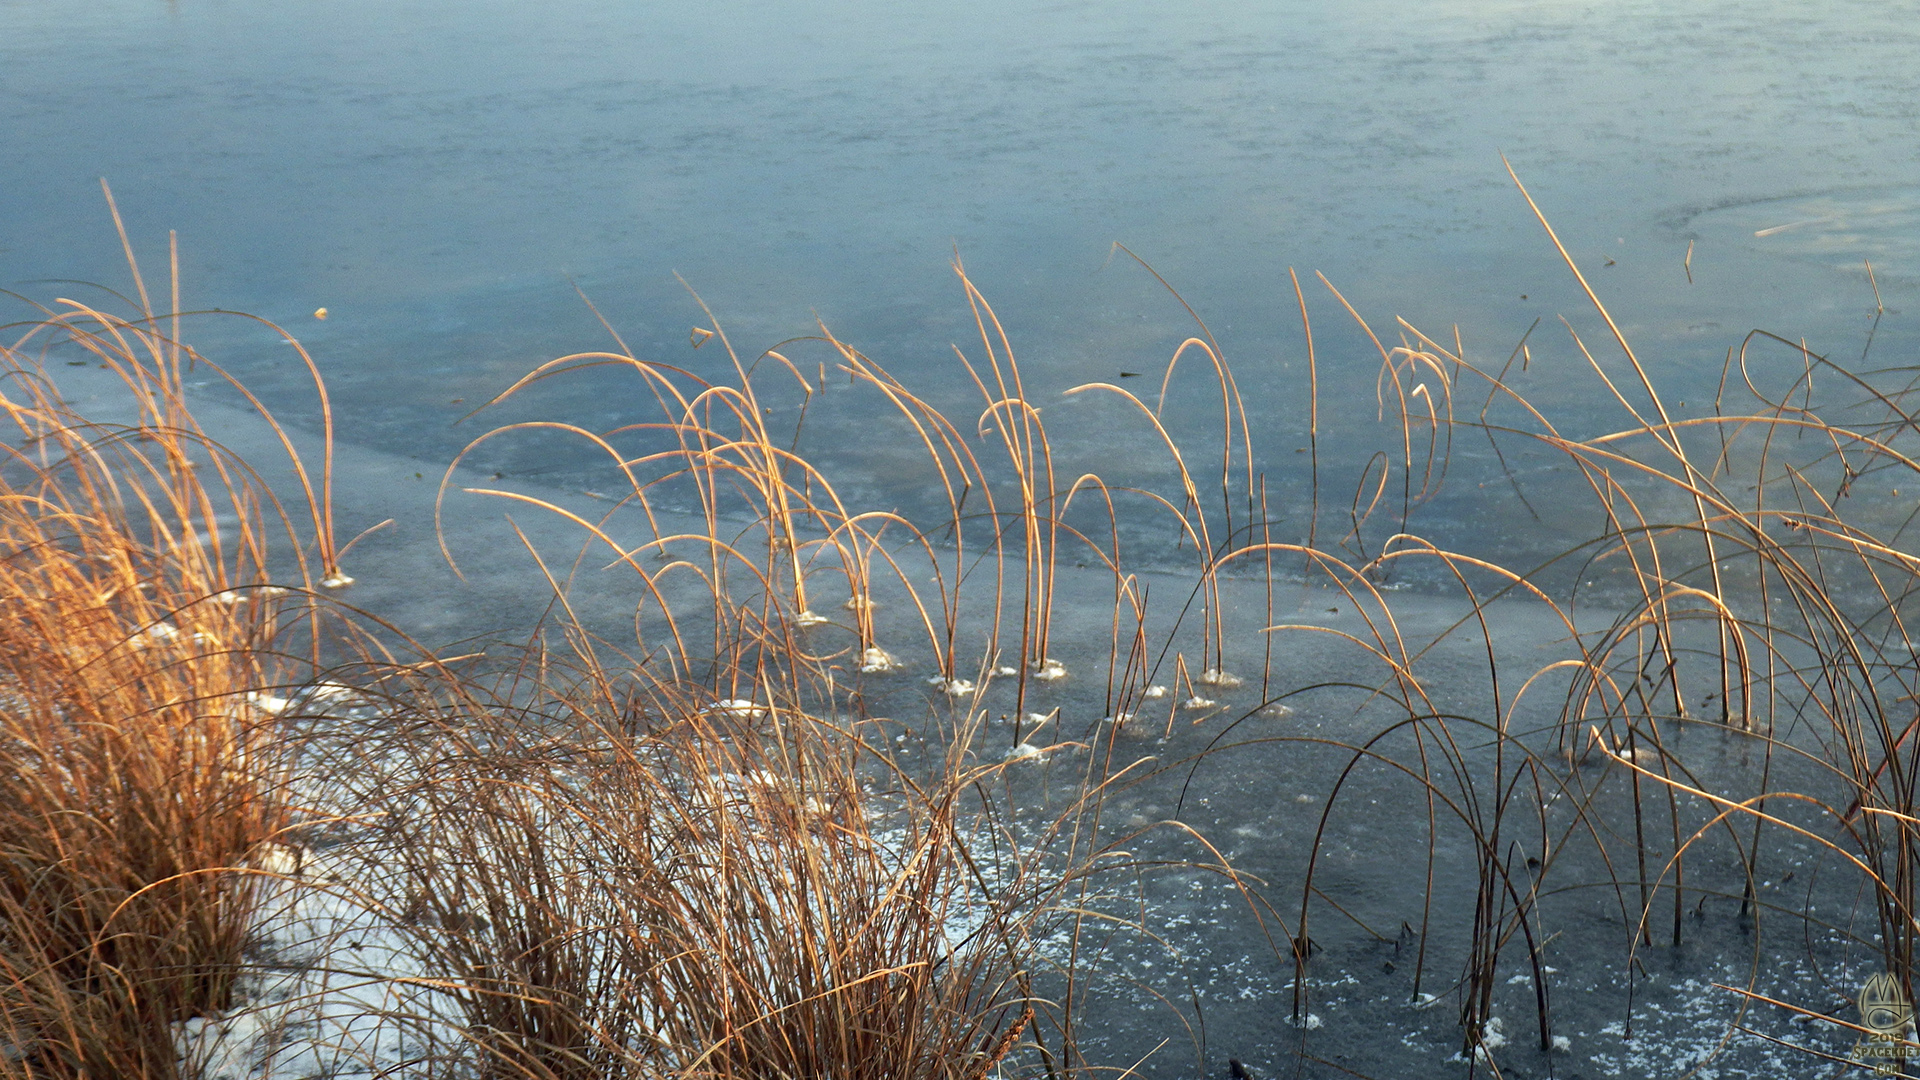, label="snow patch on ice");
[707,699,769,721]
[858,646,900,673]
[1005,742,1053,762]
